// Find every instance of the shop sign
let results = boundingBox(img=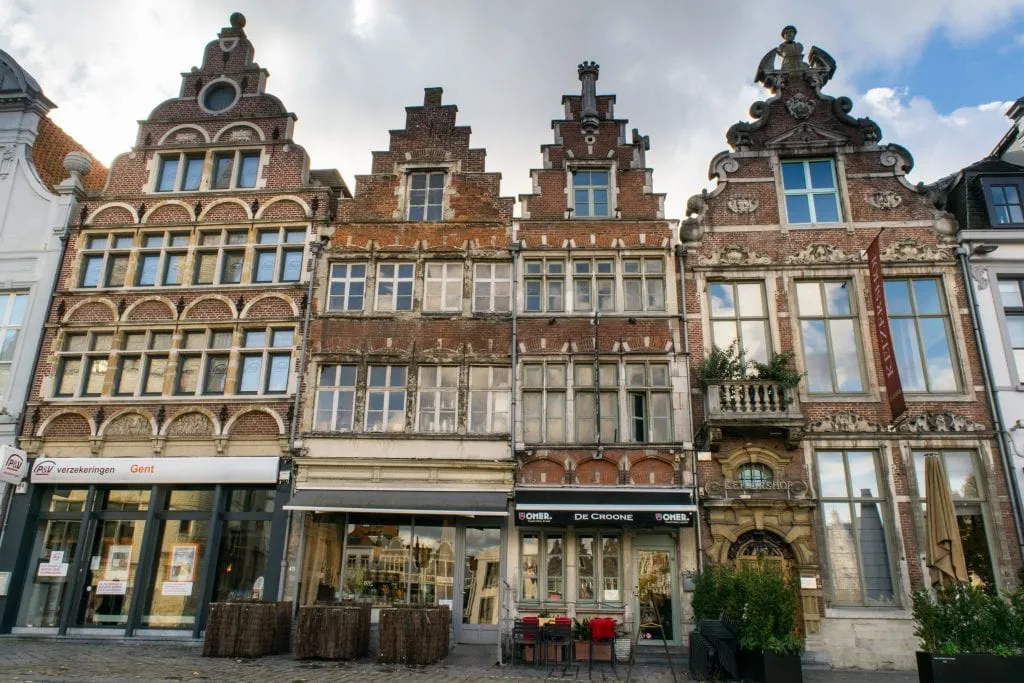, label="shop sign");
[516,508,694,527]
[1,446,29,485]
[30,456,279,485]
[867,234,907,420]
